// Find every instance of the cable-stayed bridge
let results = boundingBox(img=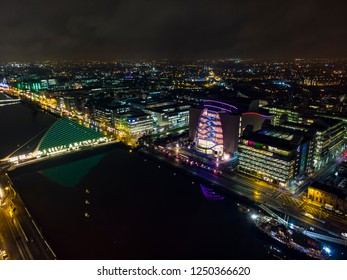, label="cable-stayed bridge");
[0,117,112,171]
